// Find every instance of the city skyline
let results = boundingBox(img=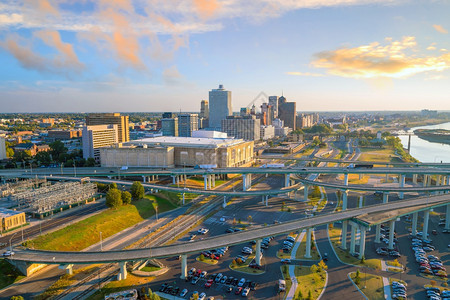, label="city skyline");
[1,0,450,112]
